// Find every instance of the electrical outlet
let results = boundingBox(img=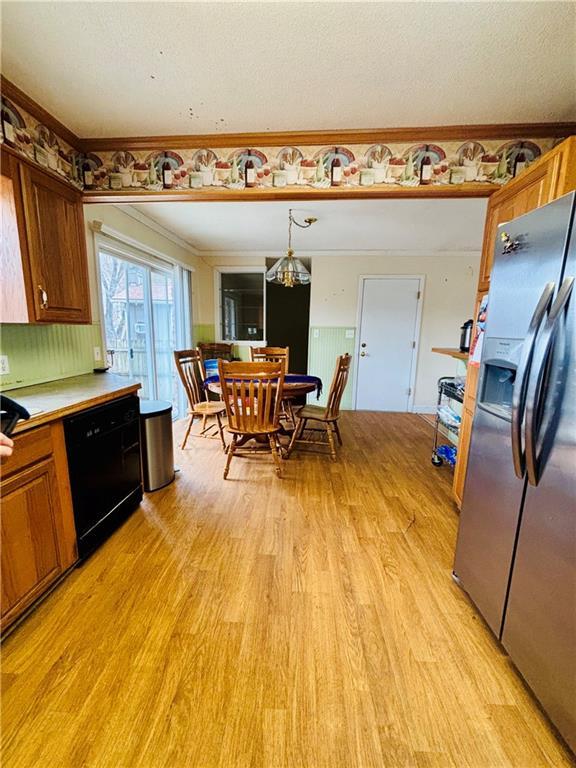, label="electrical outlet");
[313,329,320,338]
[0,355,10,375]
[345,329,355,339]
[93,346,102,362]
